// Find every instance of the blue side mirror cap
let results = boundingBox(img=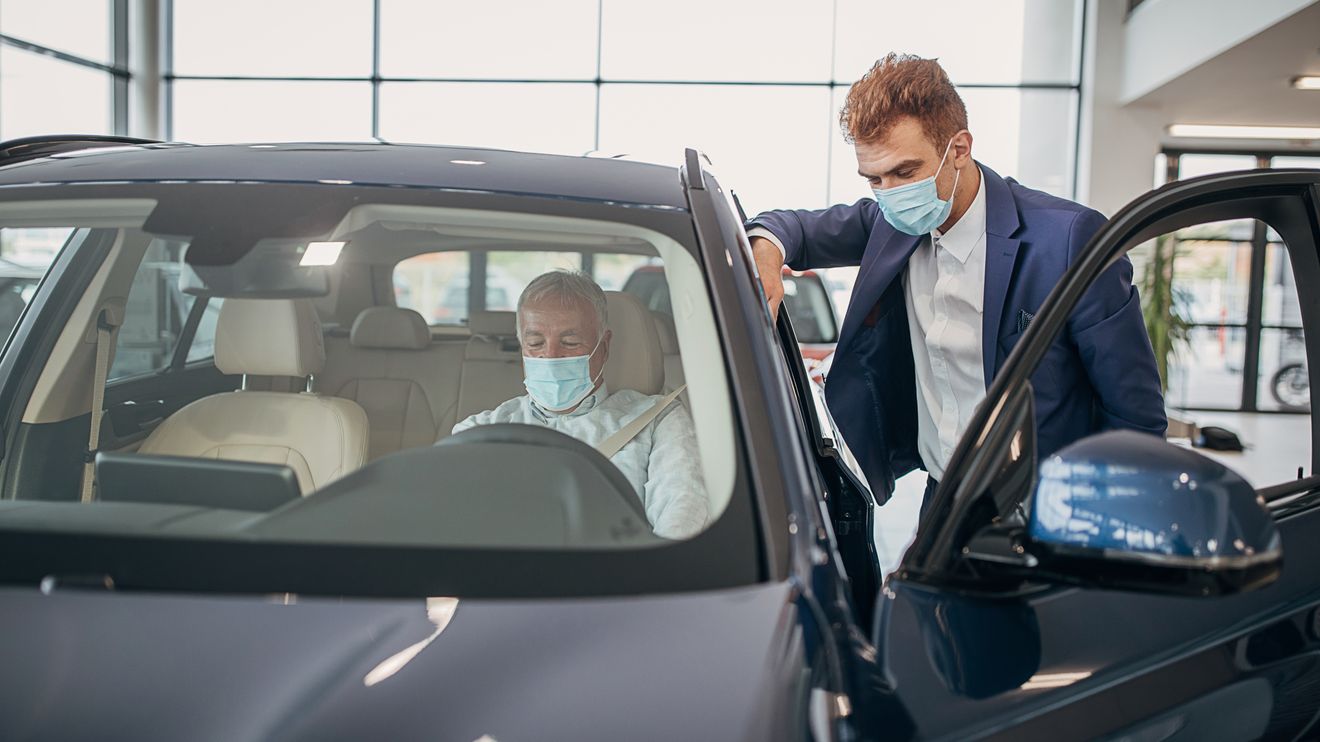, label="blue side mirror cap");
[1028,430,1281,596]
